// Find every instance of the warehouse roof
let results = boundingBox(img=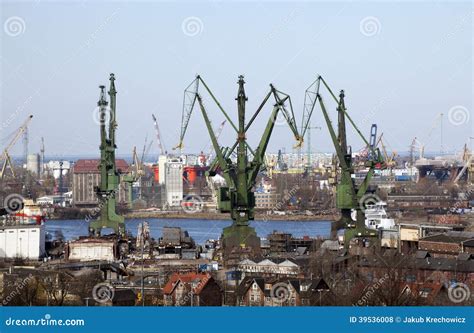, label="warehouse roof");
[419,232,474,244]
[73,159,129,174]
